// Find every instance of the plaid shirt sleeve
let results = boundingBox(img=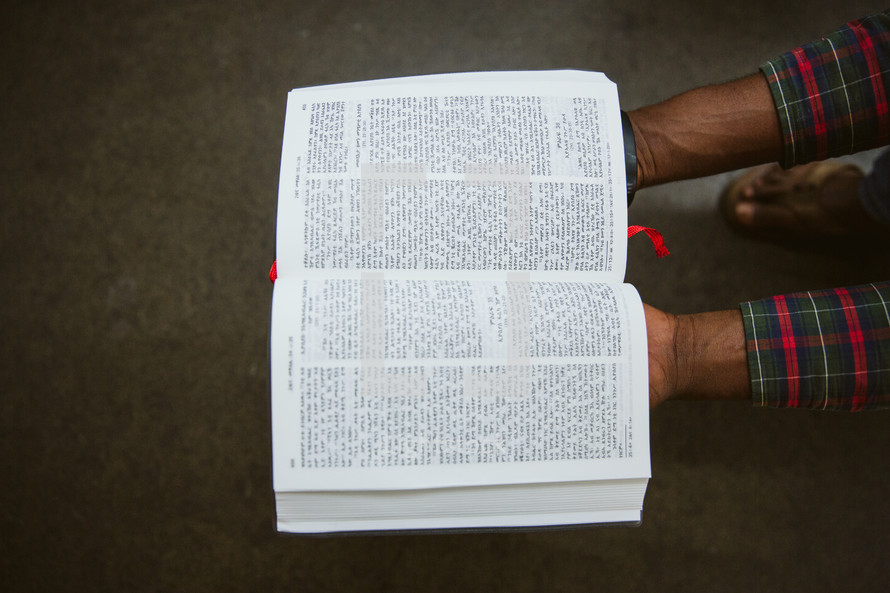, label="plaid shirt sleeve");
[740,282,890,411]
[760,11,890,168]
